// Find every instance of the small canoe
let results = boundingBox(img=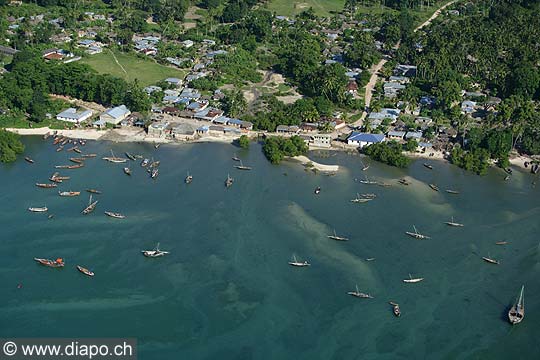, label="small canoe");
[76,265,94,277]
